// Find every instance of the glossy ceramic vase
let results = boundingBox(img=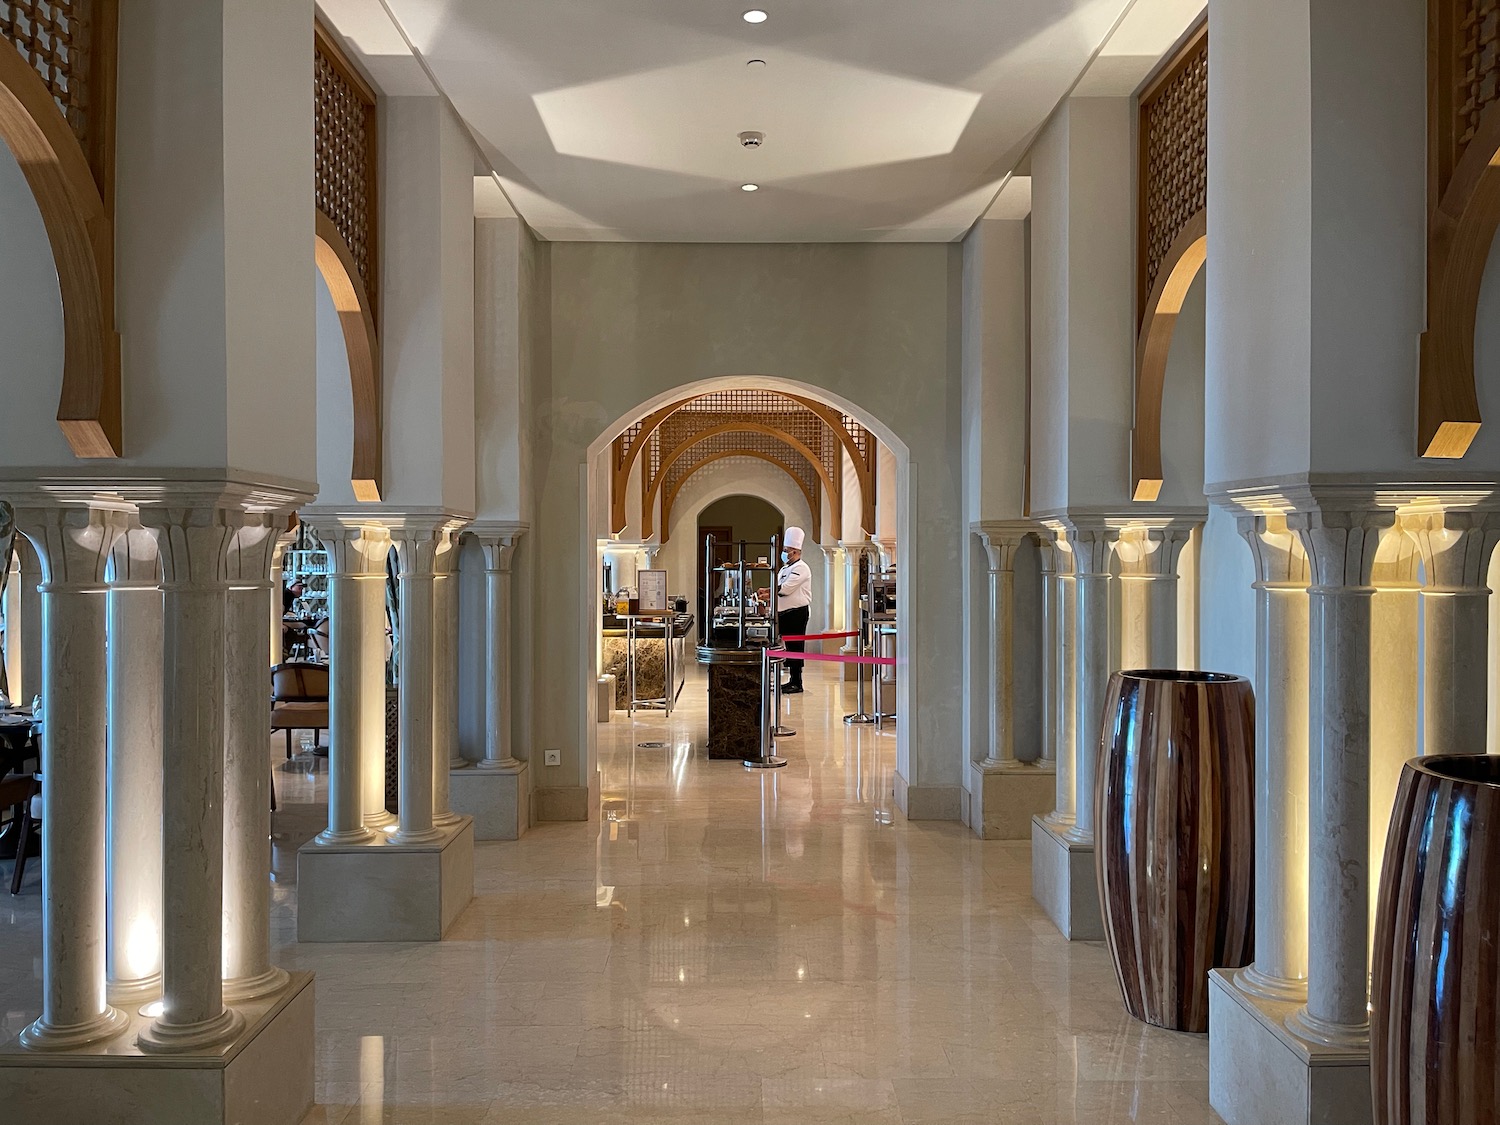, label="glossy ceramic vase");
[1373,754,1500,1125]
[1094,669,1255,1033]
